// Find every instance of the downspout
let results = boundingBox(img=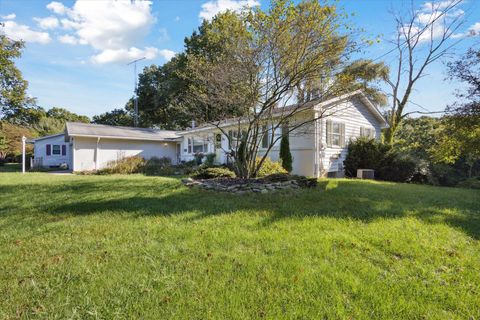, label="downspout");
[71,137,75,171]
[314,112,318,178]
[95,137,100,170]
